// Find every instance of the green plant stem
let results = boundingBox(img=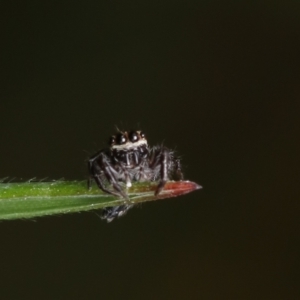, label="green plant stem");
[0,180,201,220]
